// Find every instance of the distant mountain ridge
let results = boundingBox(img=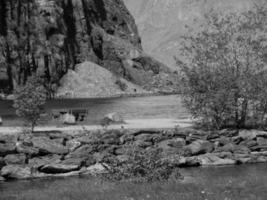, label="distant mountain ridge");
[124,0,259,69]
